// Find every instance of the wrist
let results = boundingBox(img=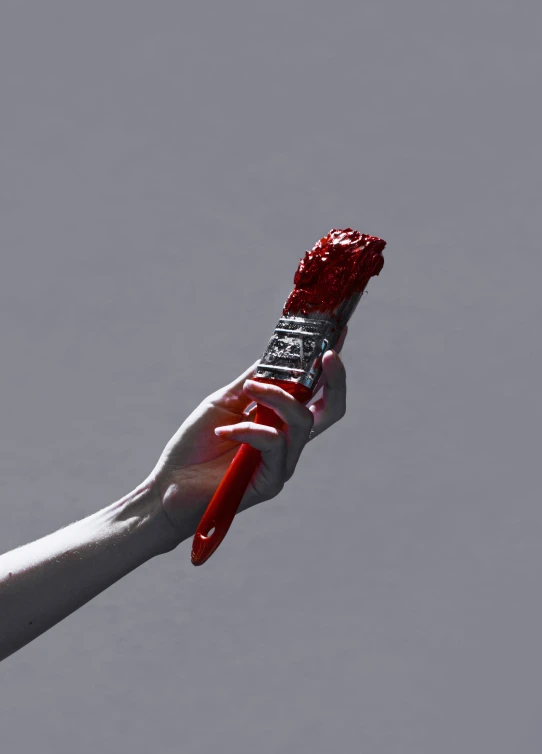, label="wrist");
[107,479,182,558]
